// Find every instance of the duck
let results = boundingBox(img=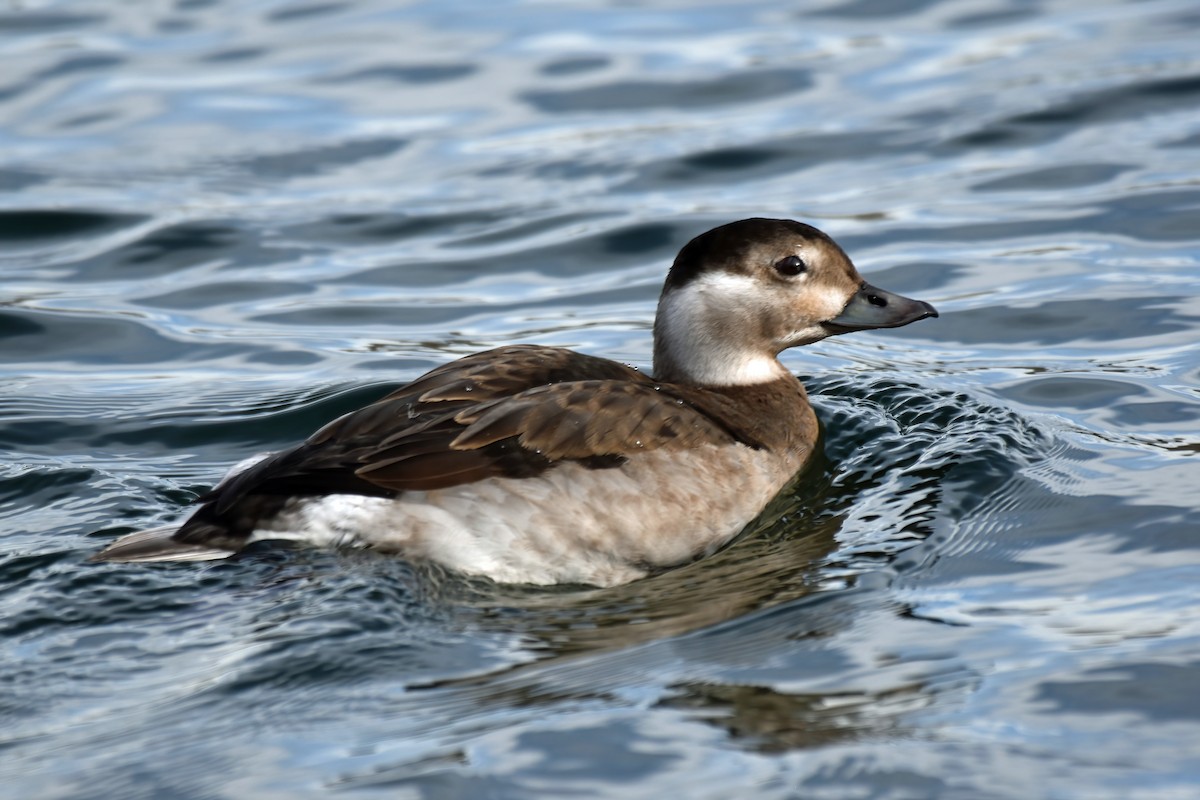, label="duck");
[90,218,937,586]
